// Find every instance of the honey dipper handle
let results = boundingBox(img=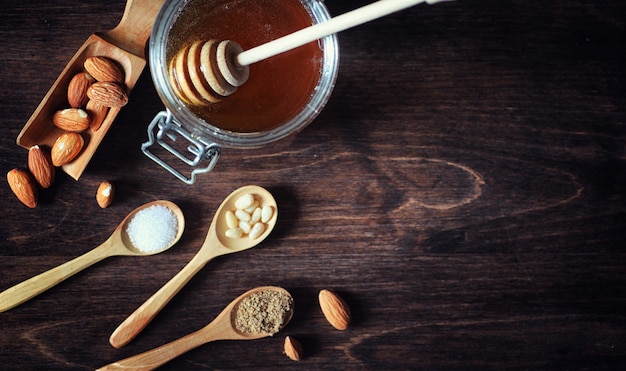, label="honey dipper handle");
[236,0,448,66]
